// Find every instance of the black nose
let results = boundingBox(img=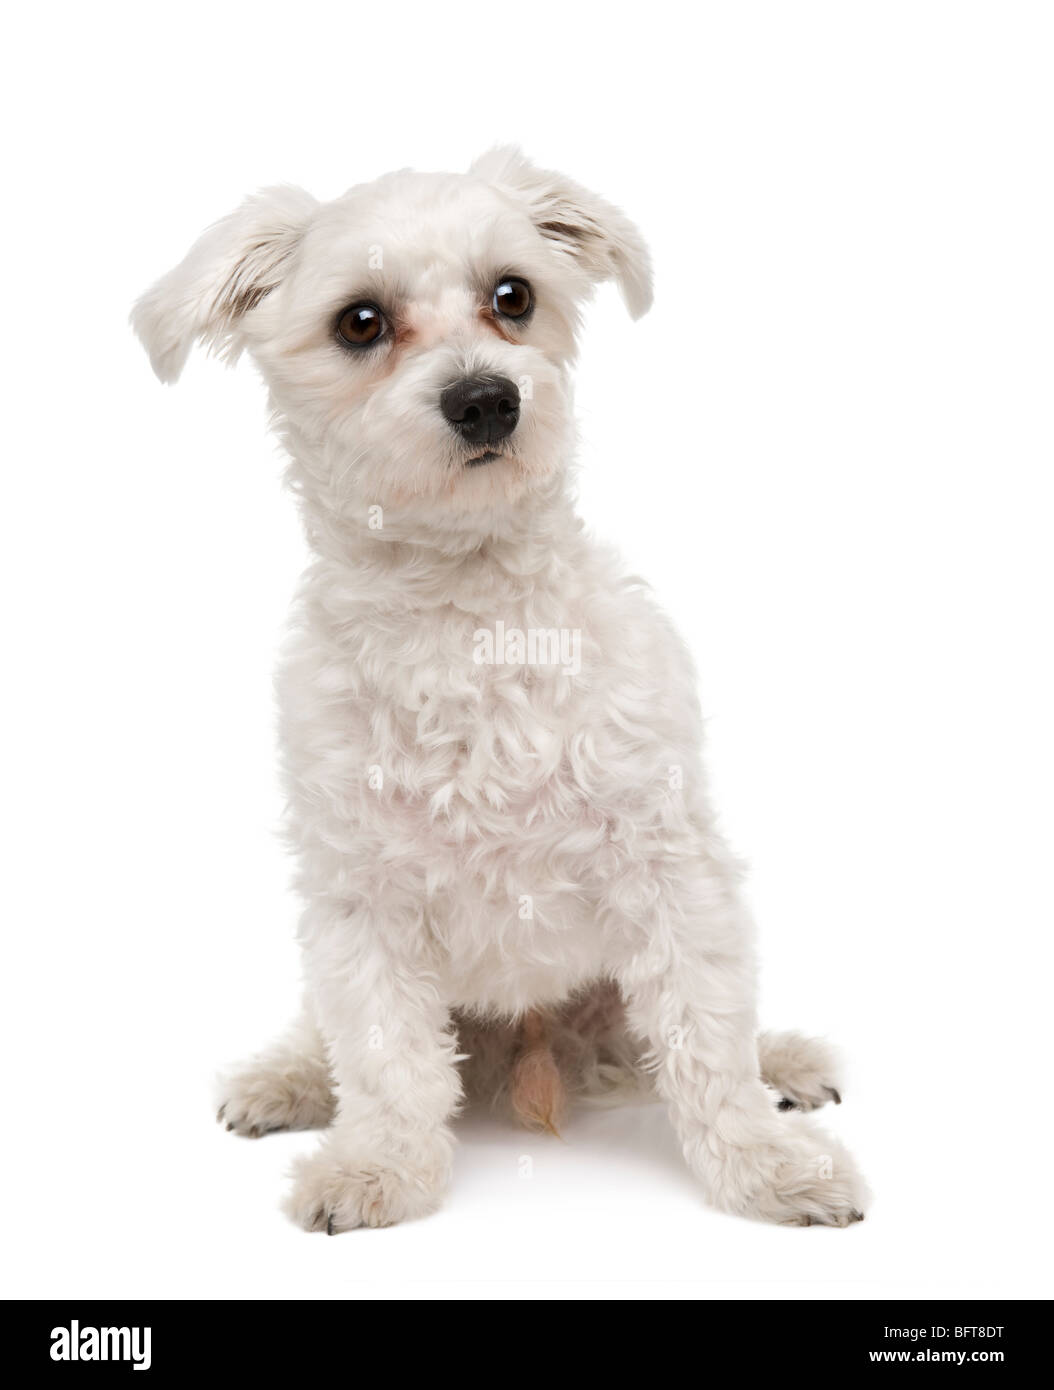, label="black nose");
[440,375,520,445]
